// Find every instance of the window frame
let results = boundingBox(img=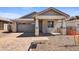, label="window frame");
[48,21,54,28]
